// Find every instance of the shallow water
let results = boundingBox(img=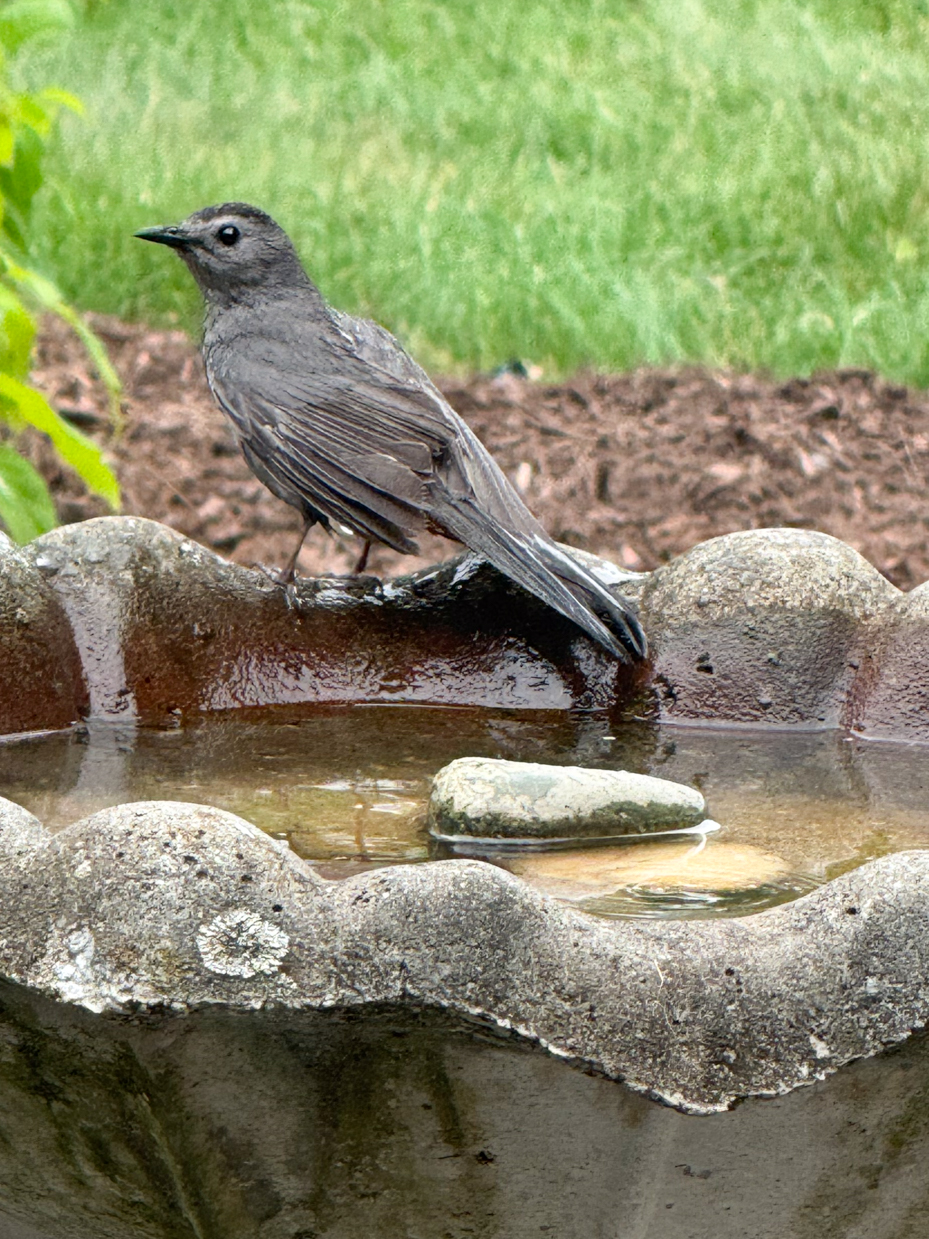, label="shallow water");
[2,706,928,919]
